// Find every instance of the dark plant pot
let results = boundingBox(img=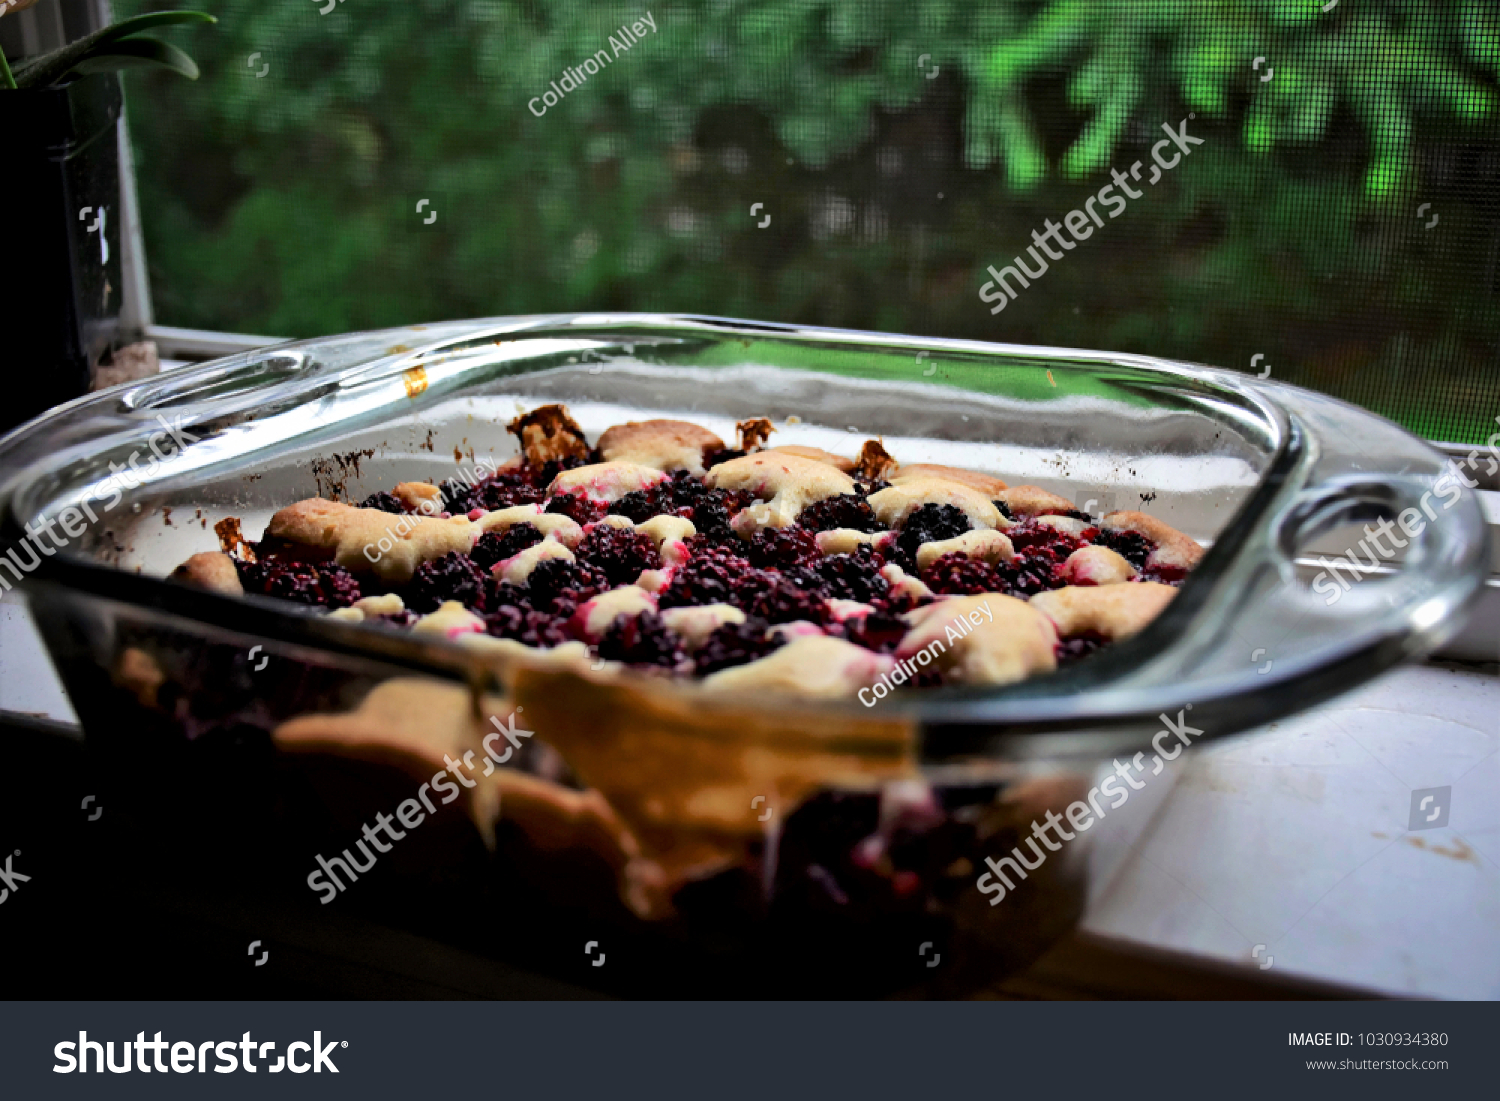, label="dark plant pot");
[0,72,123,435]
